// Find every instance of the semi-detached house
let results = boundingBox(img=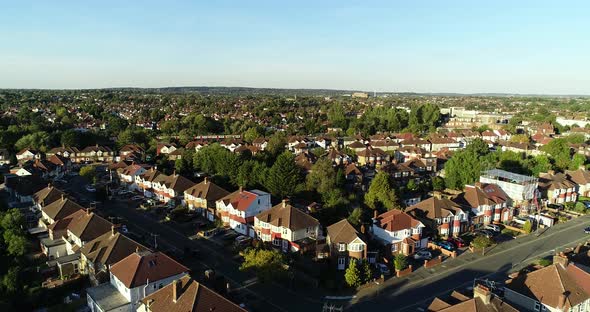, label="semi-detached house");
[216,188,271,236]
[371,209,426,256]
[254,201,320,253]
